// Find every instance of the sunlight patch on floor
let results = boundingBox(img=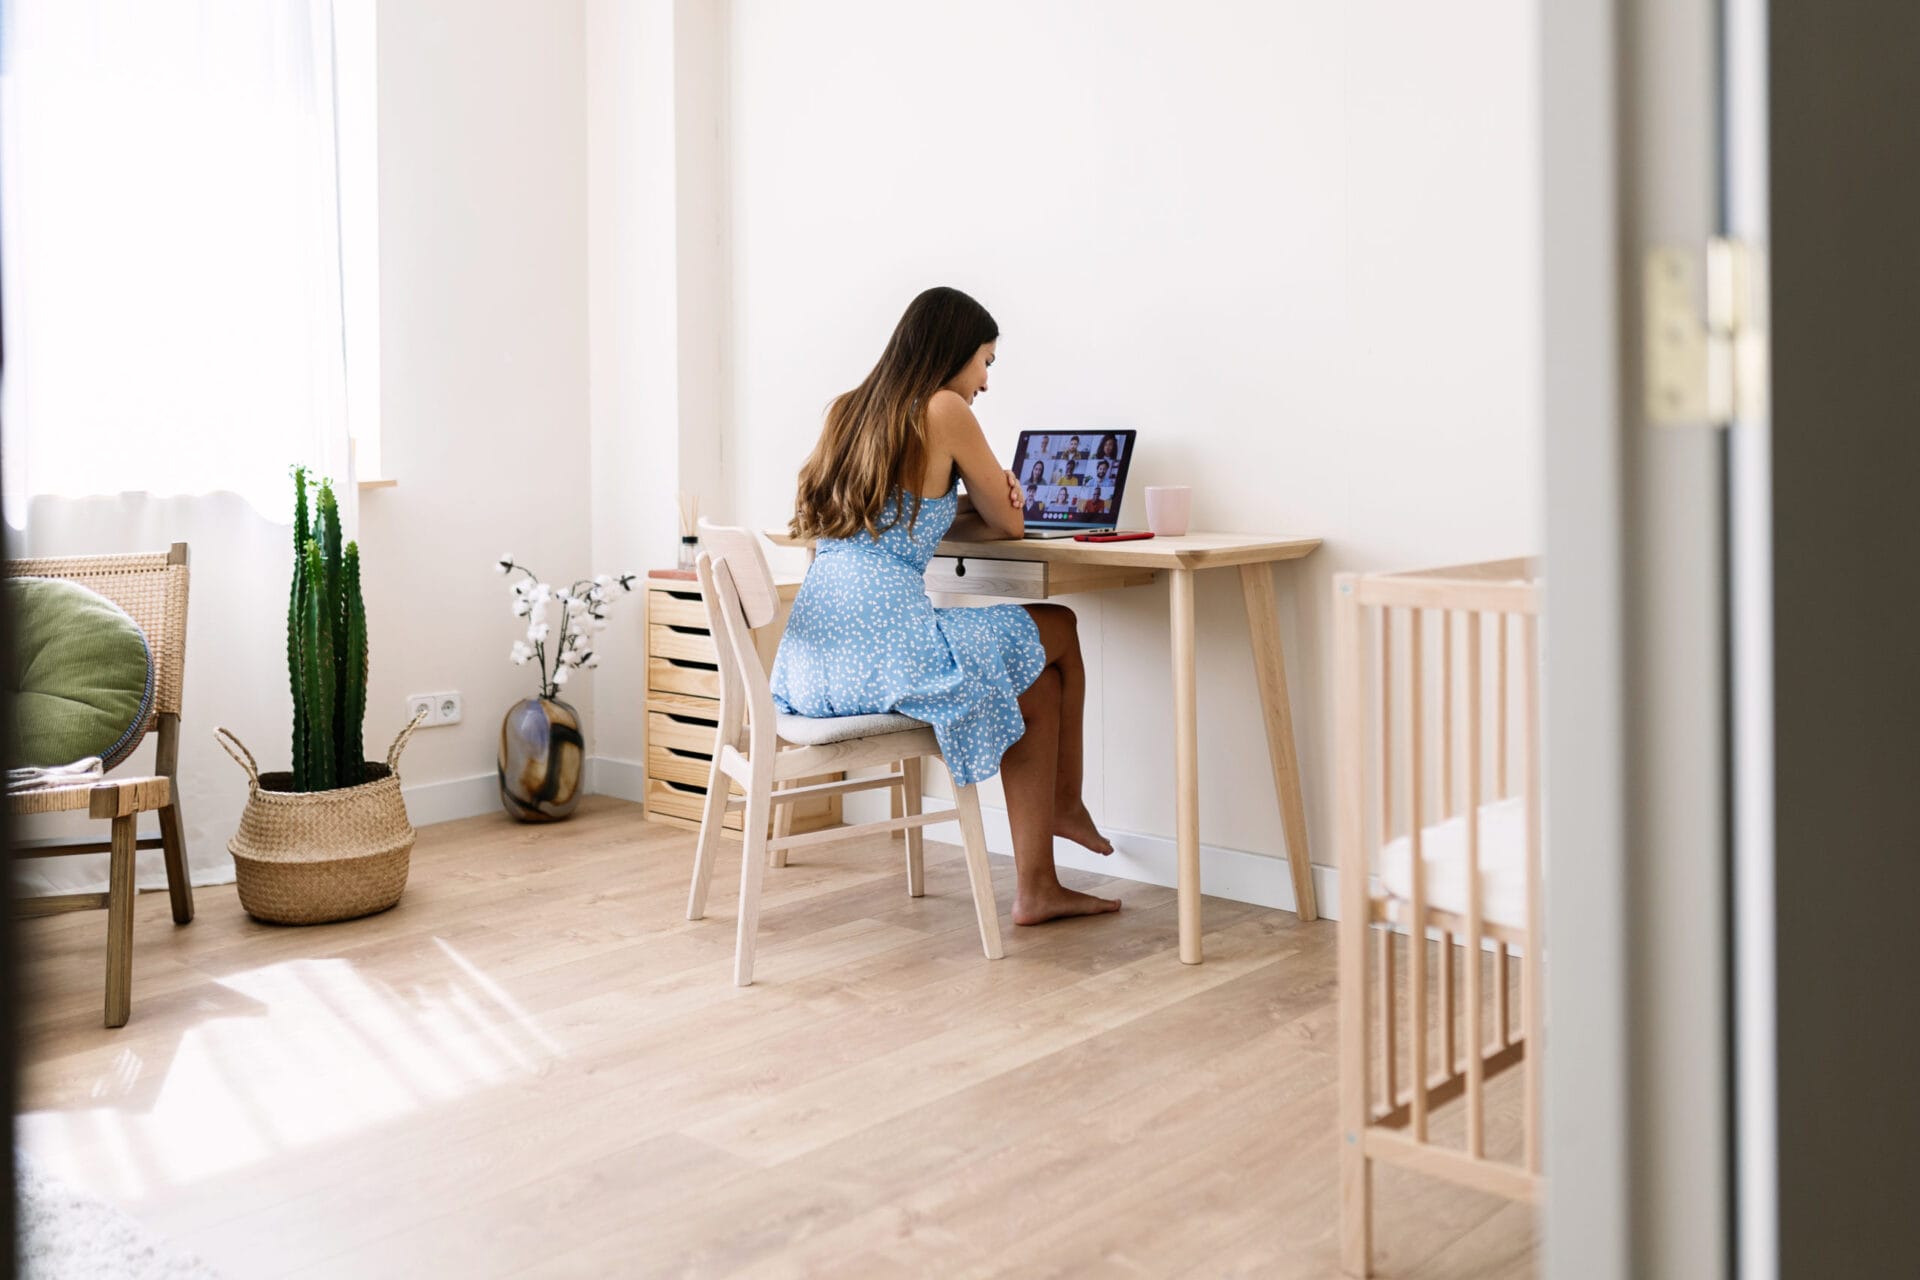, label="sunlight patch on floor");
[18,942,561,1202]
